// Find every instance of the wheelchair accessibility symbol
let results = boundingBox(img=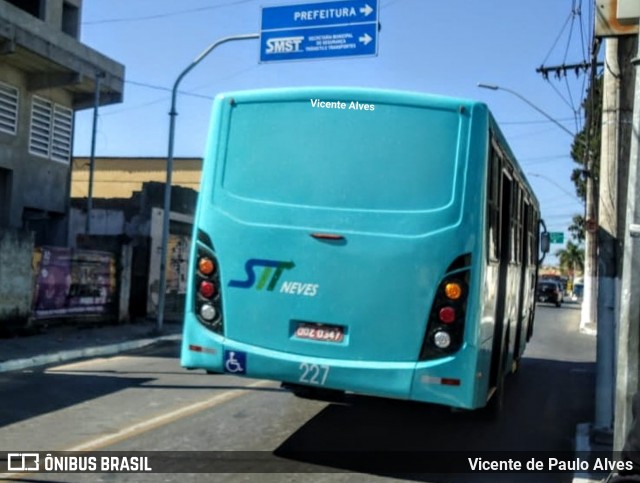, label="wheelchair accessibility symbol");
[223,350,246,374]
